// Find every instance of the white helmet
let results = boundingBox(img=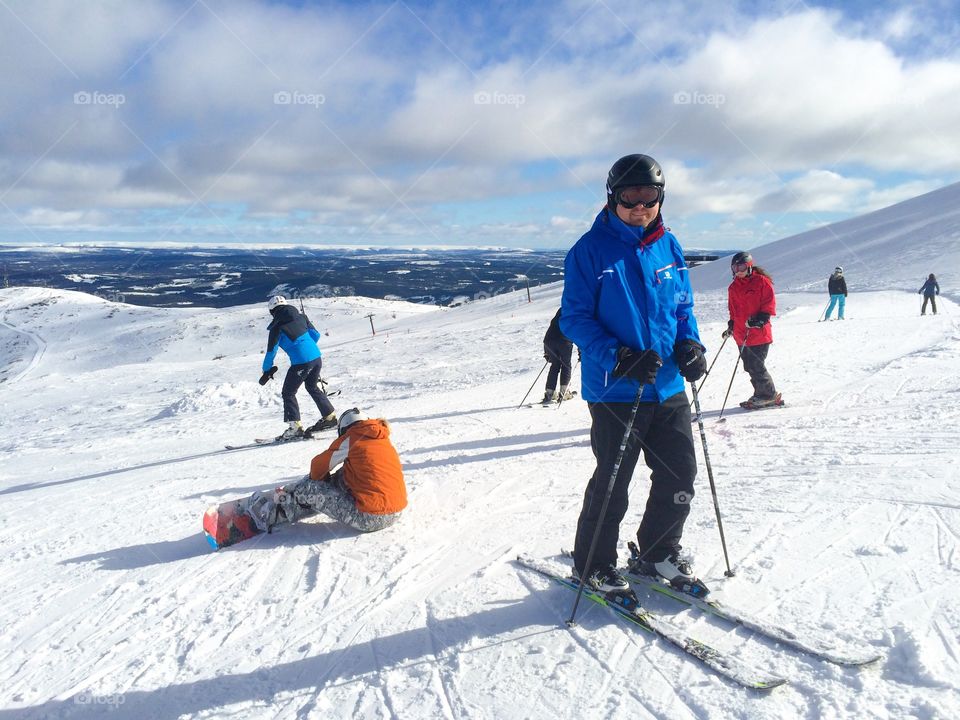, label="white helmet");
[337,408,369,435]
[834,266,843,274]
[267,295,287,311]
